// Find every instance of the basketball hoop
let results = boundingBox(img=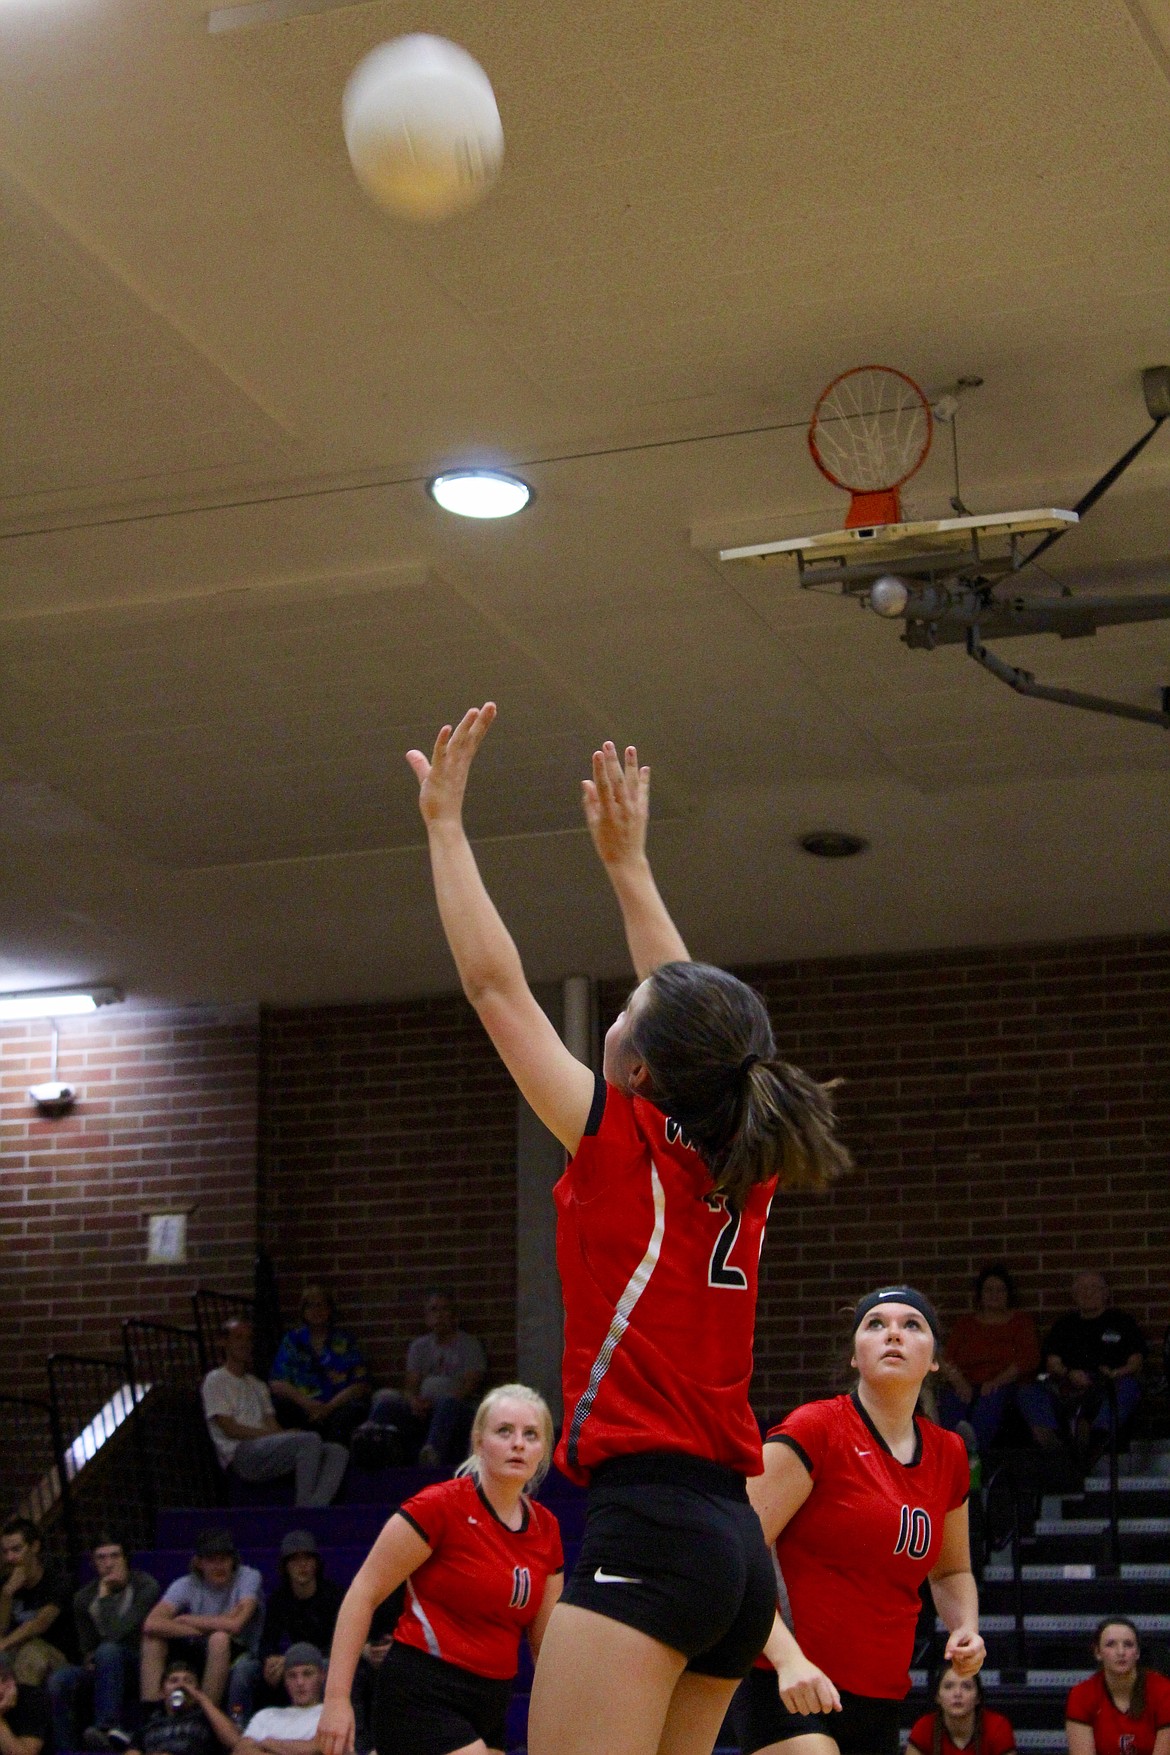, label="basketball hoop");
[809,365,933,529]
